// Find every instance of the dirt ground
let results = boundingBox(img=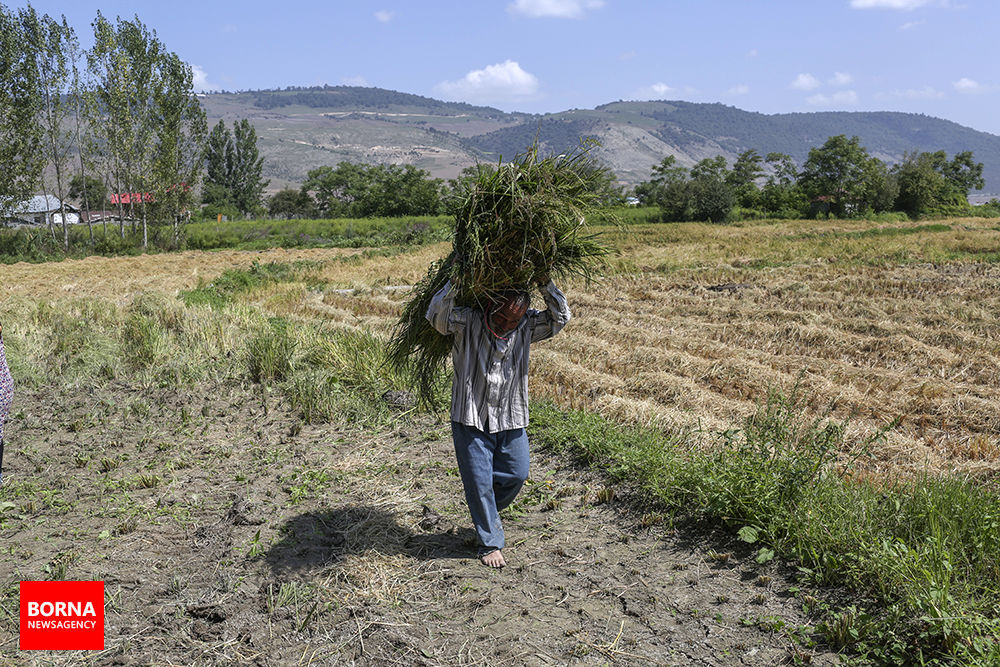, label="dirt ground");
[0,381,841,665]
